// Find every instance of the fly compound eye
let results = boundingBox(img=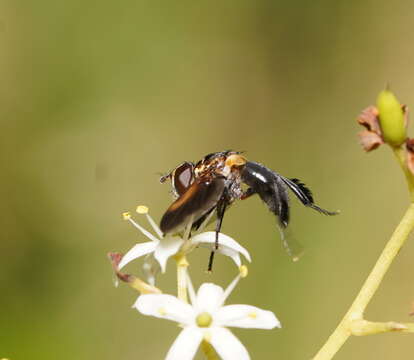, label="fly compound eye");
[172,162,194,196]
